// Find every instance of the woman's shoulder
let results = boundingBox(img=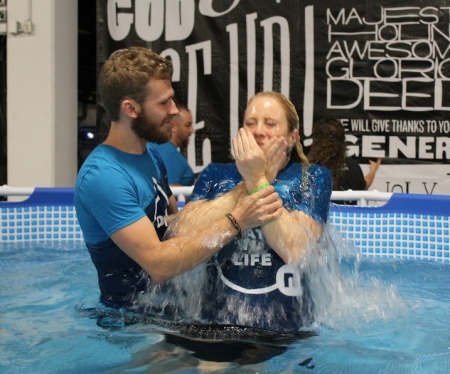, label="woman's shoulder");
[288,162,331,178]
[285,163,332,194]
[308,163,333,188]
[308,162,332,177]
